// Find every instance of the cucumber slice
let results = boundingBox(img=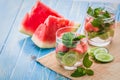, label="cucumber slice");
[88,47,99,57]
[62,52,78,66]
[94,47,108,56]
[95,53,114,62]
